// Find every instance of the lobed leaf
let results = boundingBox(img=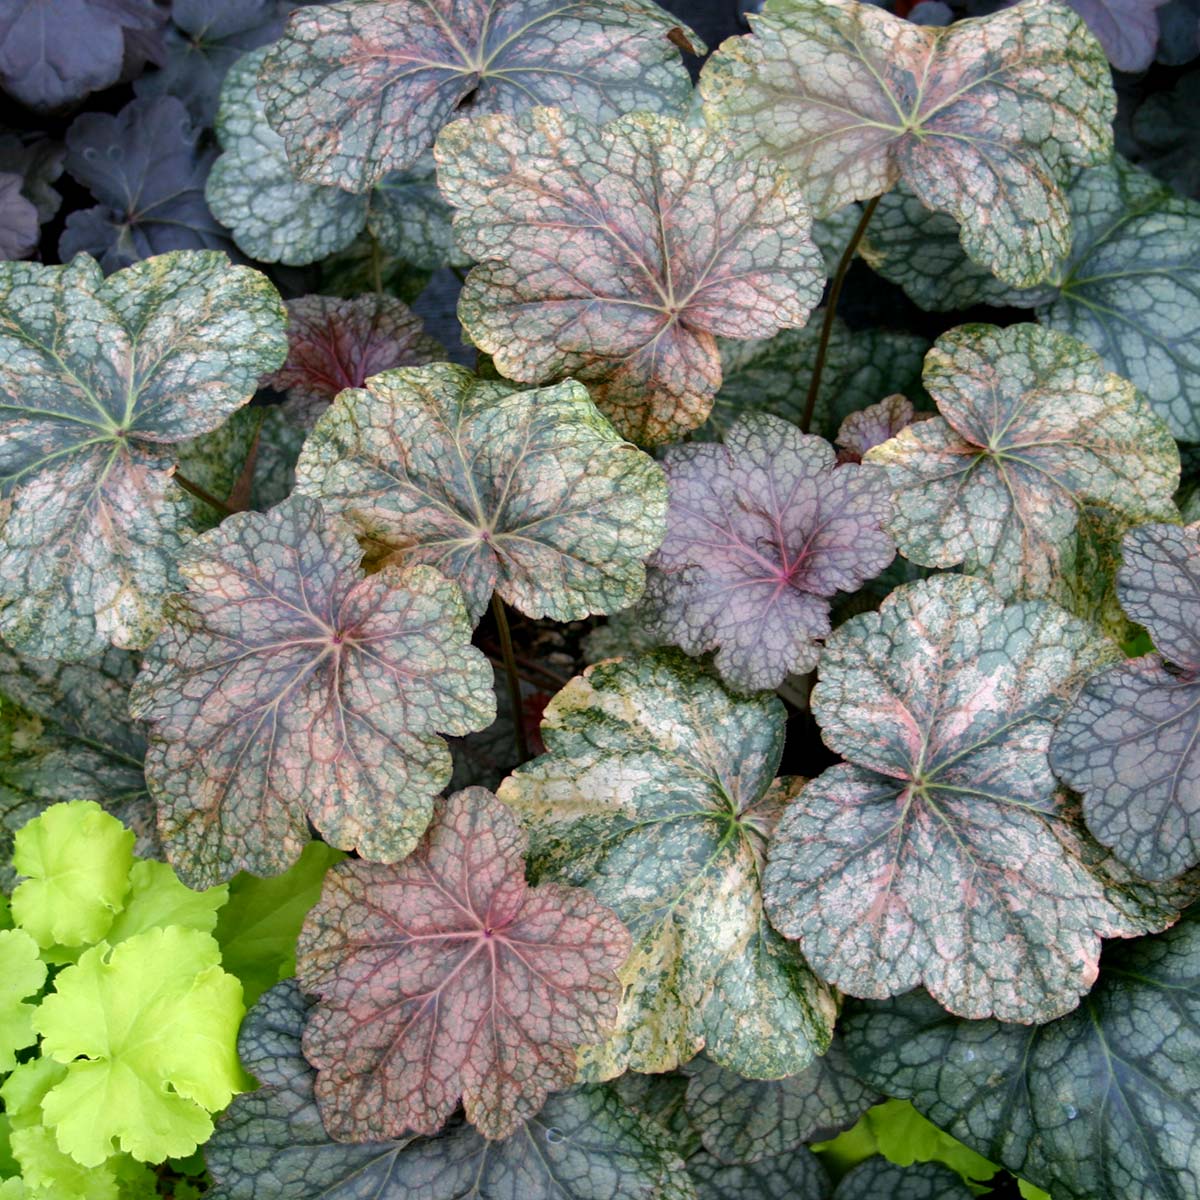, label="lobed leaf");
[0,929,45,1073]
[0,645,152,883]
[0,174,37,261]
[685,1044,879,1165]
[639,414,895,691]
[0,251,288,661]
[688,1147,829,1200]
[700,0,1114,287]
[60,97,232,273]
[33,926,245,1167]
[1067,0,1171,71]
[207,979,696,1200]
[435,107,824,445]
[130,494,495,887]
[763,574,1161,1022]
[296,363,667,624]
[258,0,699,192]
[267,295,443,428]
[841,907,1200,1200]
[498,651,837,1079]
[835,395,925,464]
[834,1157,974,1200]
[296,787,631,1141]
[1051,522,1200,880]
[0,133,64,227]
[0,0,167,110]
[865,323,1179,602]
